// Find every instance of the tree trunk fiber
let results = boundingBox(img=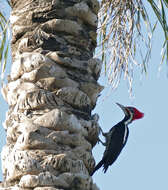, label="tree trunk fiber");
[0,0,103,189]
